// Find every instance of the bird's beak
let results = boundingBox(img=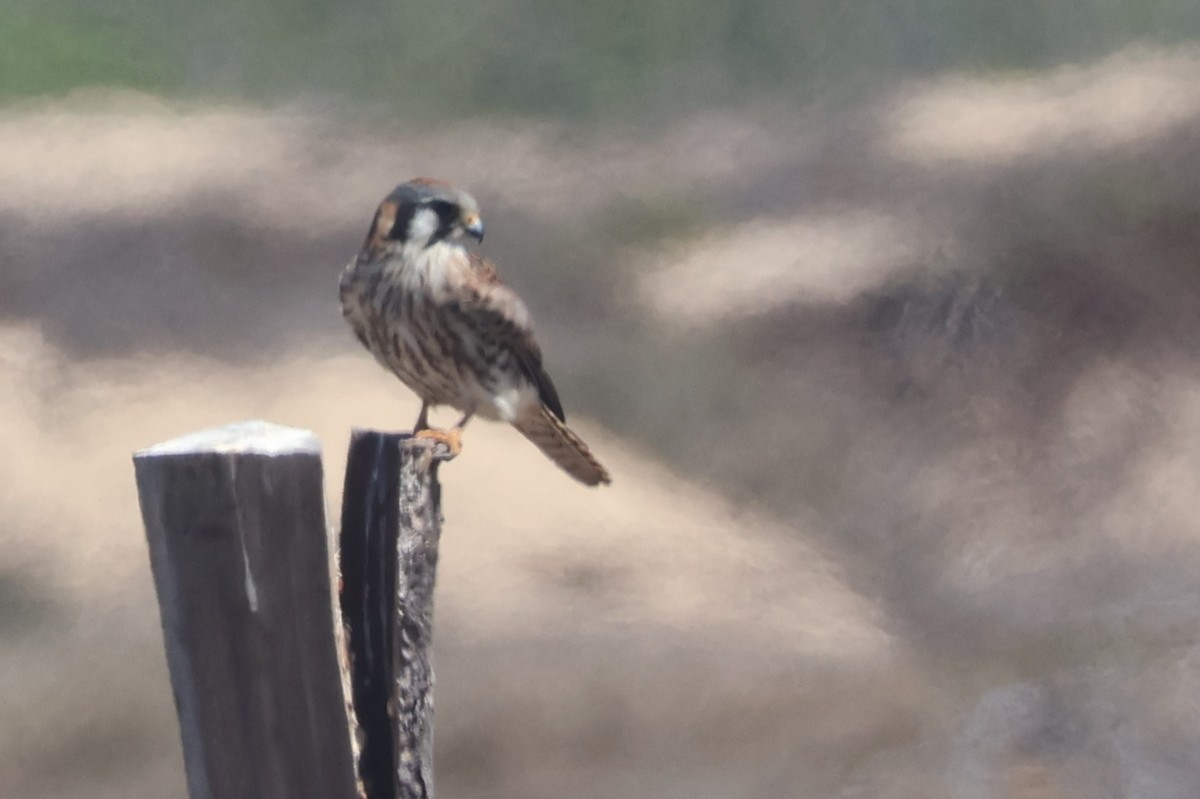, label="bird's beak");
[464,215,485,243]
